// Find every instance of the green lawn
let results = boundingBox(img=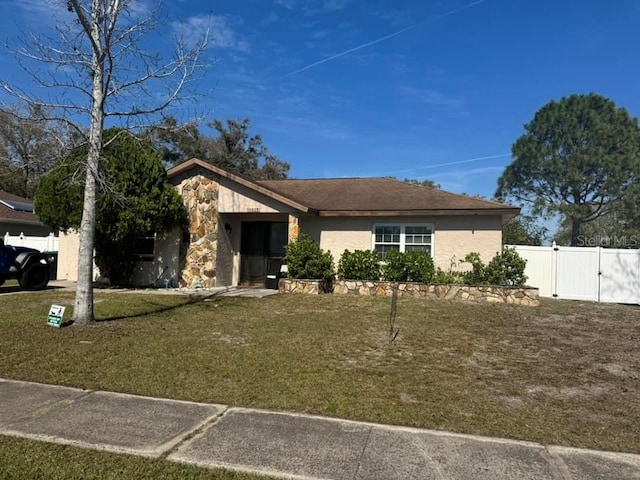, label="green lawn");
[0,435,270,480]
[1,288,639,455]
